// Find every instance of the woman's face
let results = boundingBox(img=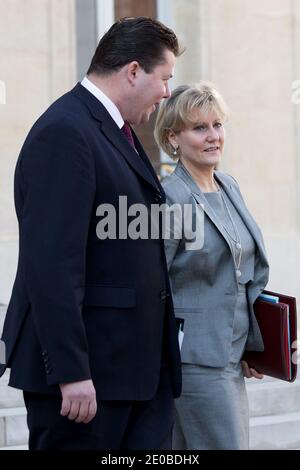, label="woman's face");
[169,108,225,169]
